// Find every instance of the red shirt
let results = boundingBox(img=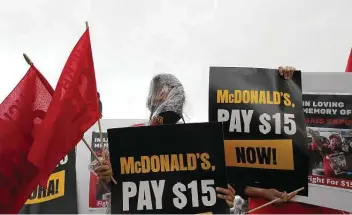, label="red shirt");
[323,155,335,177]
[248,197,347,214]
